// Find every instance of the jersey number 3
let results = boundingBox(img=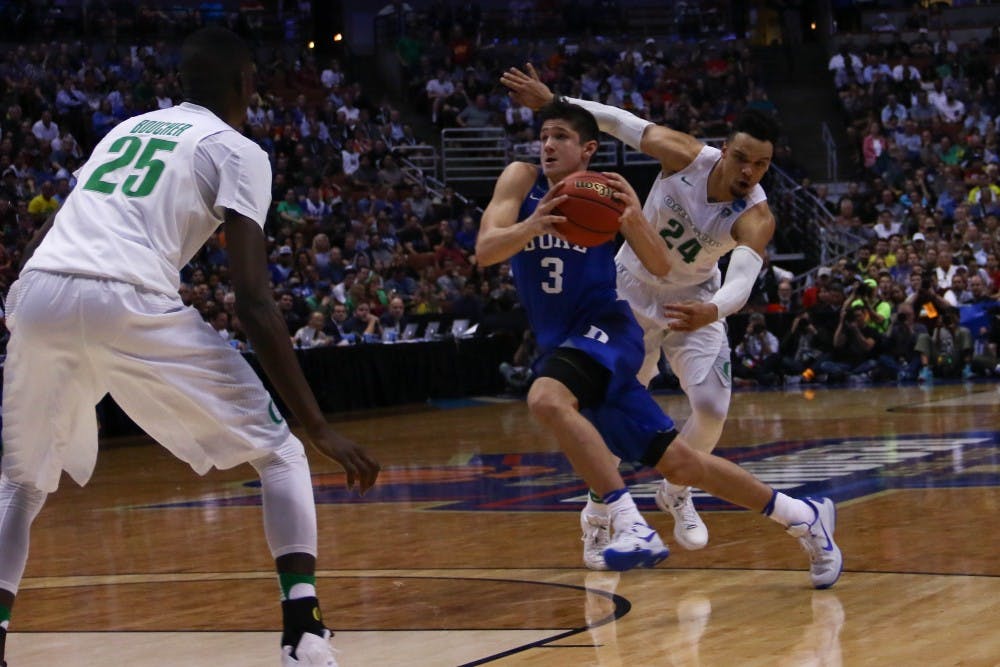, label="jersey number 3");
[540,256,563,294]
[83,135,178,198]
